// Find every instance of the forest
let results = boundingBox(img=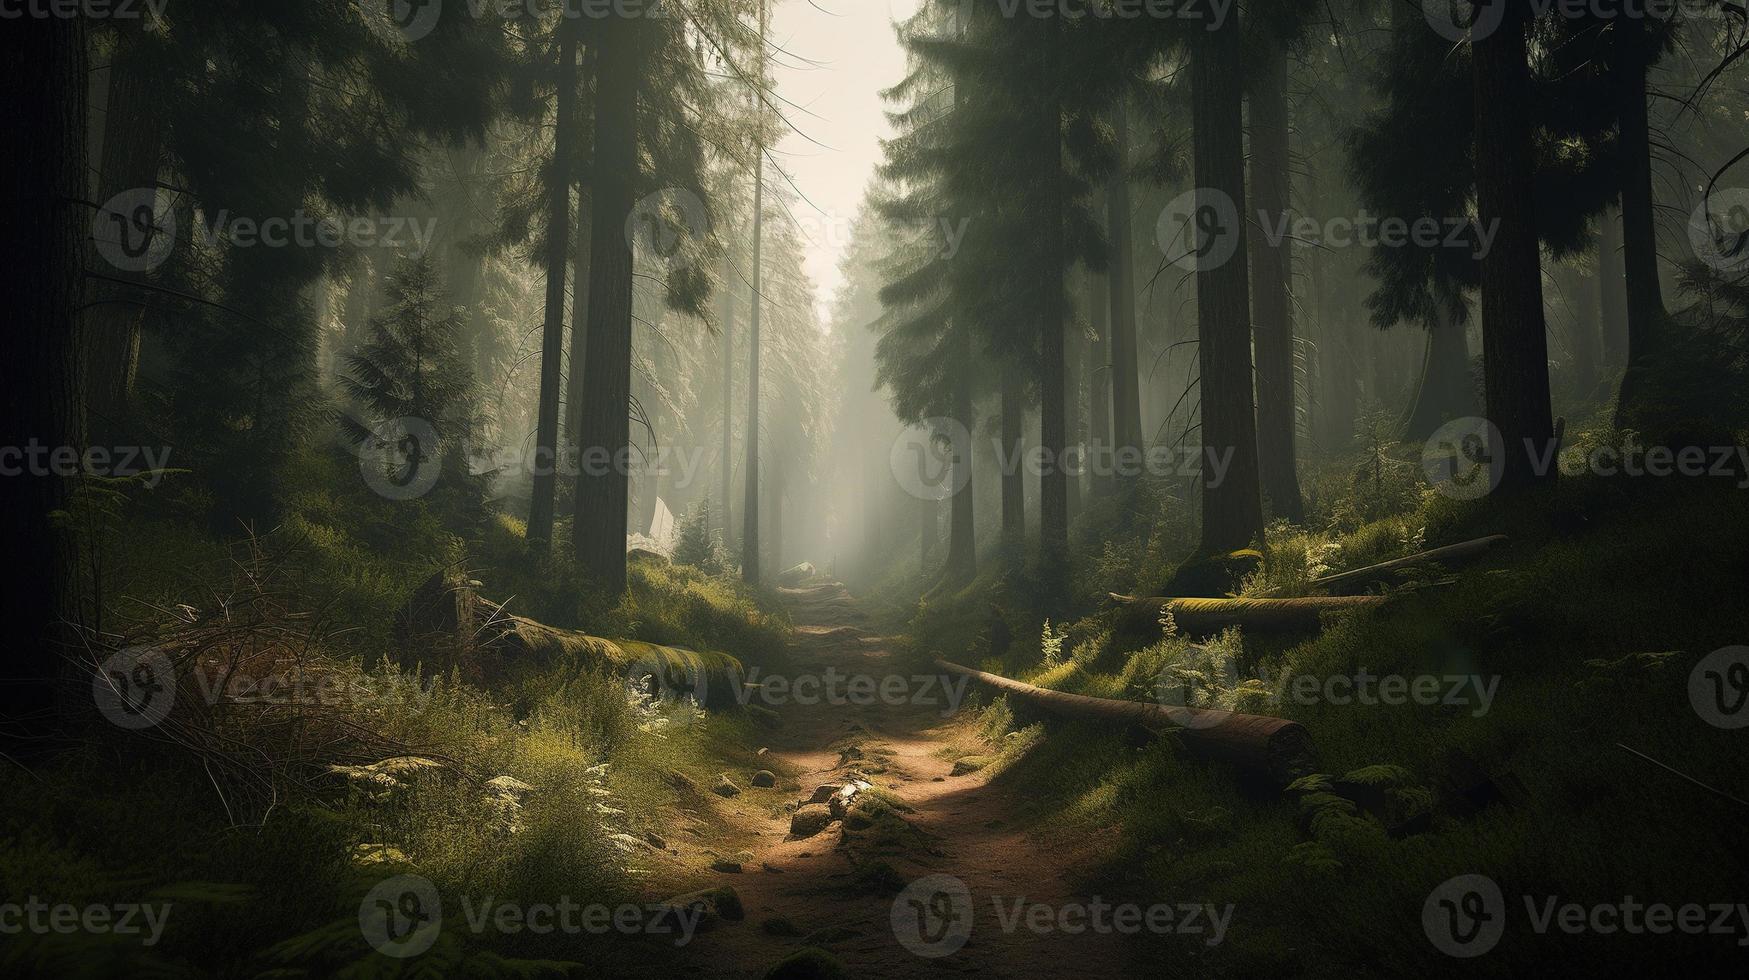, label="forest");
[3,0,1748,976]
